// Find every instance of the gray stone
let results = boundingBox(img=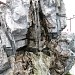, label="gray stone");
[0,62,11,74]
[0,0,75,75]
